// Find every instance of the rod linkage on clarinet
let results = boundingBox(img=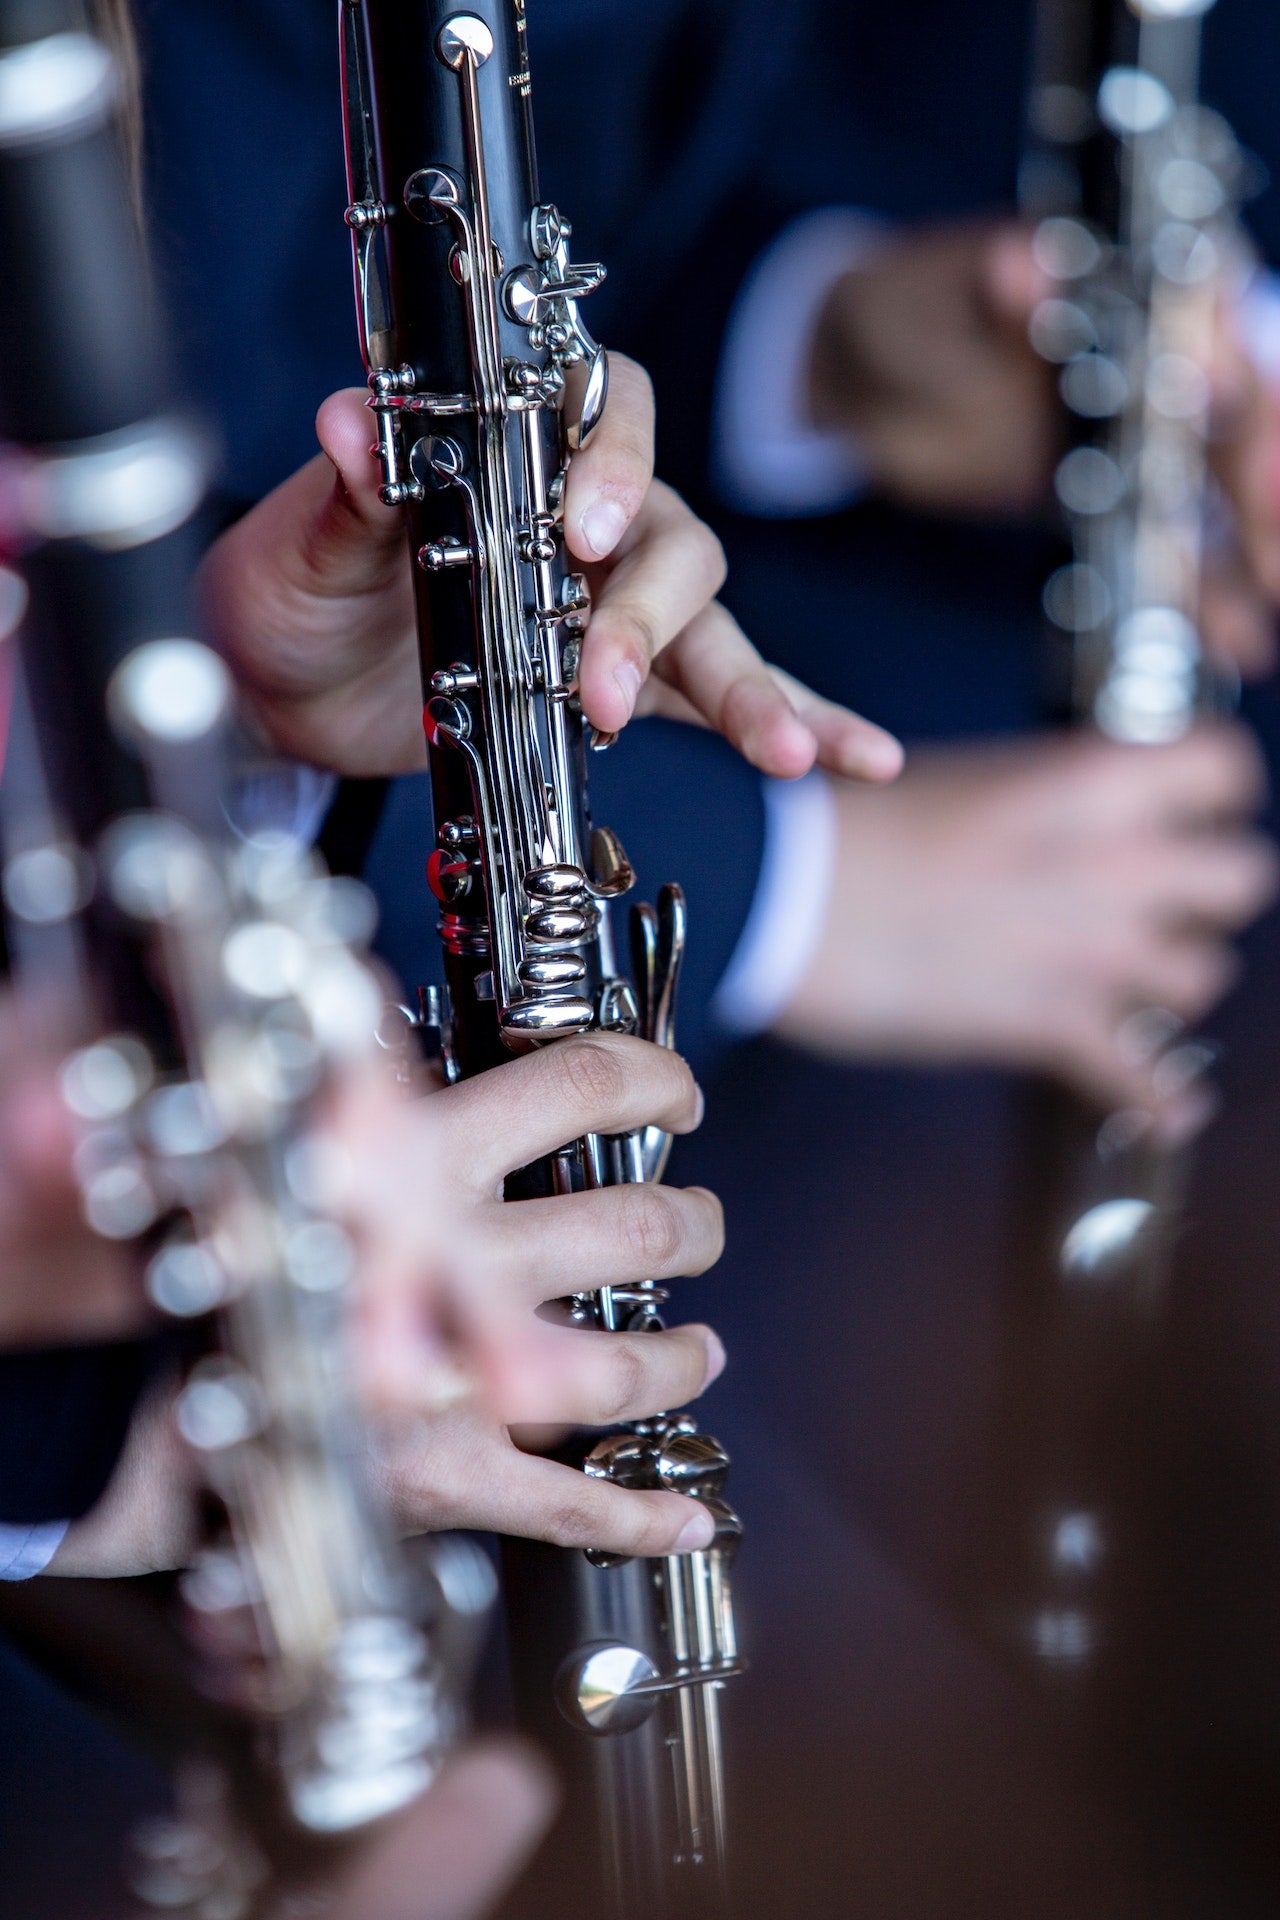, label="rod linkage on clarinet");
[339,4,742,1911]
